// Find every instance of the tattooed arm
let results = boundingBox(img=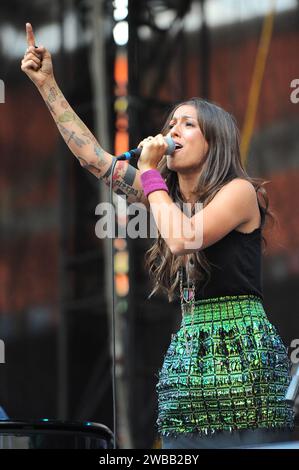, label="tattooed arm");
[39,80,149,205]
[21,23,149,207]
